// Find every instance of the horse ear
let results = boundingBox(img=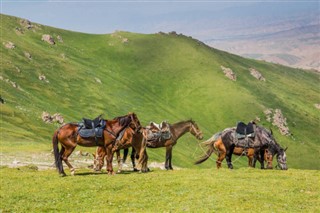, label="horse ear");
[284,147,288,151]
